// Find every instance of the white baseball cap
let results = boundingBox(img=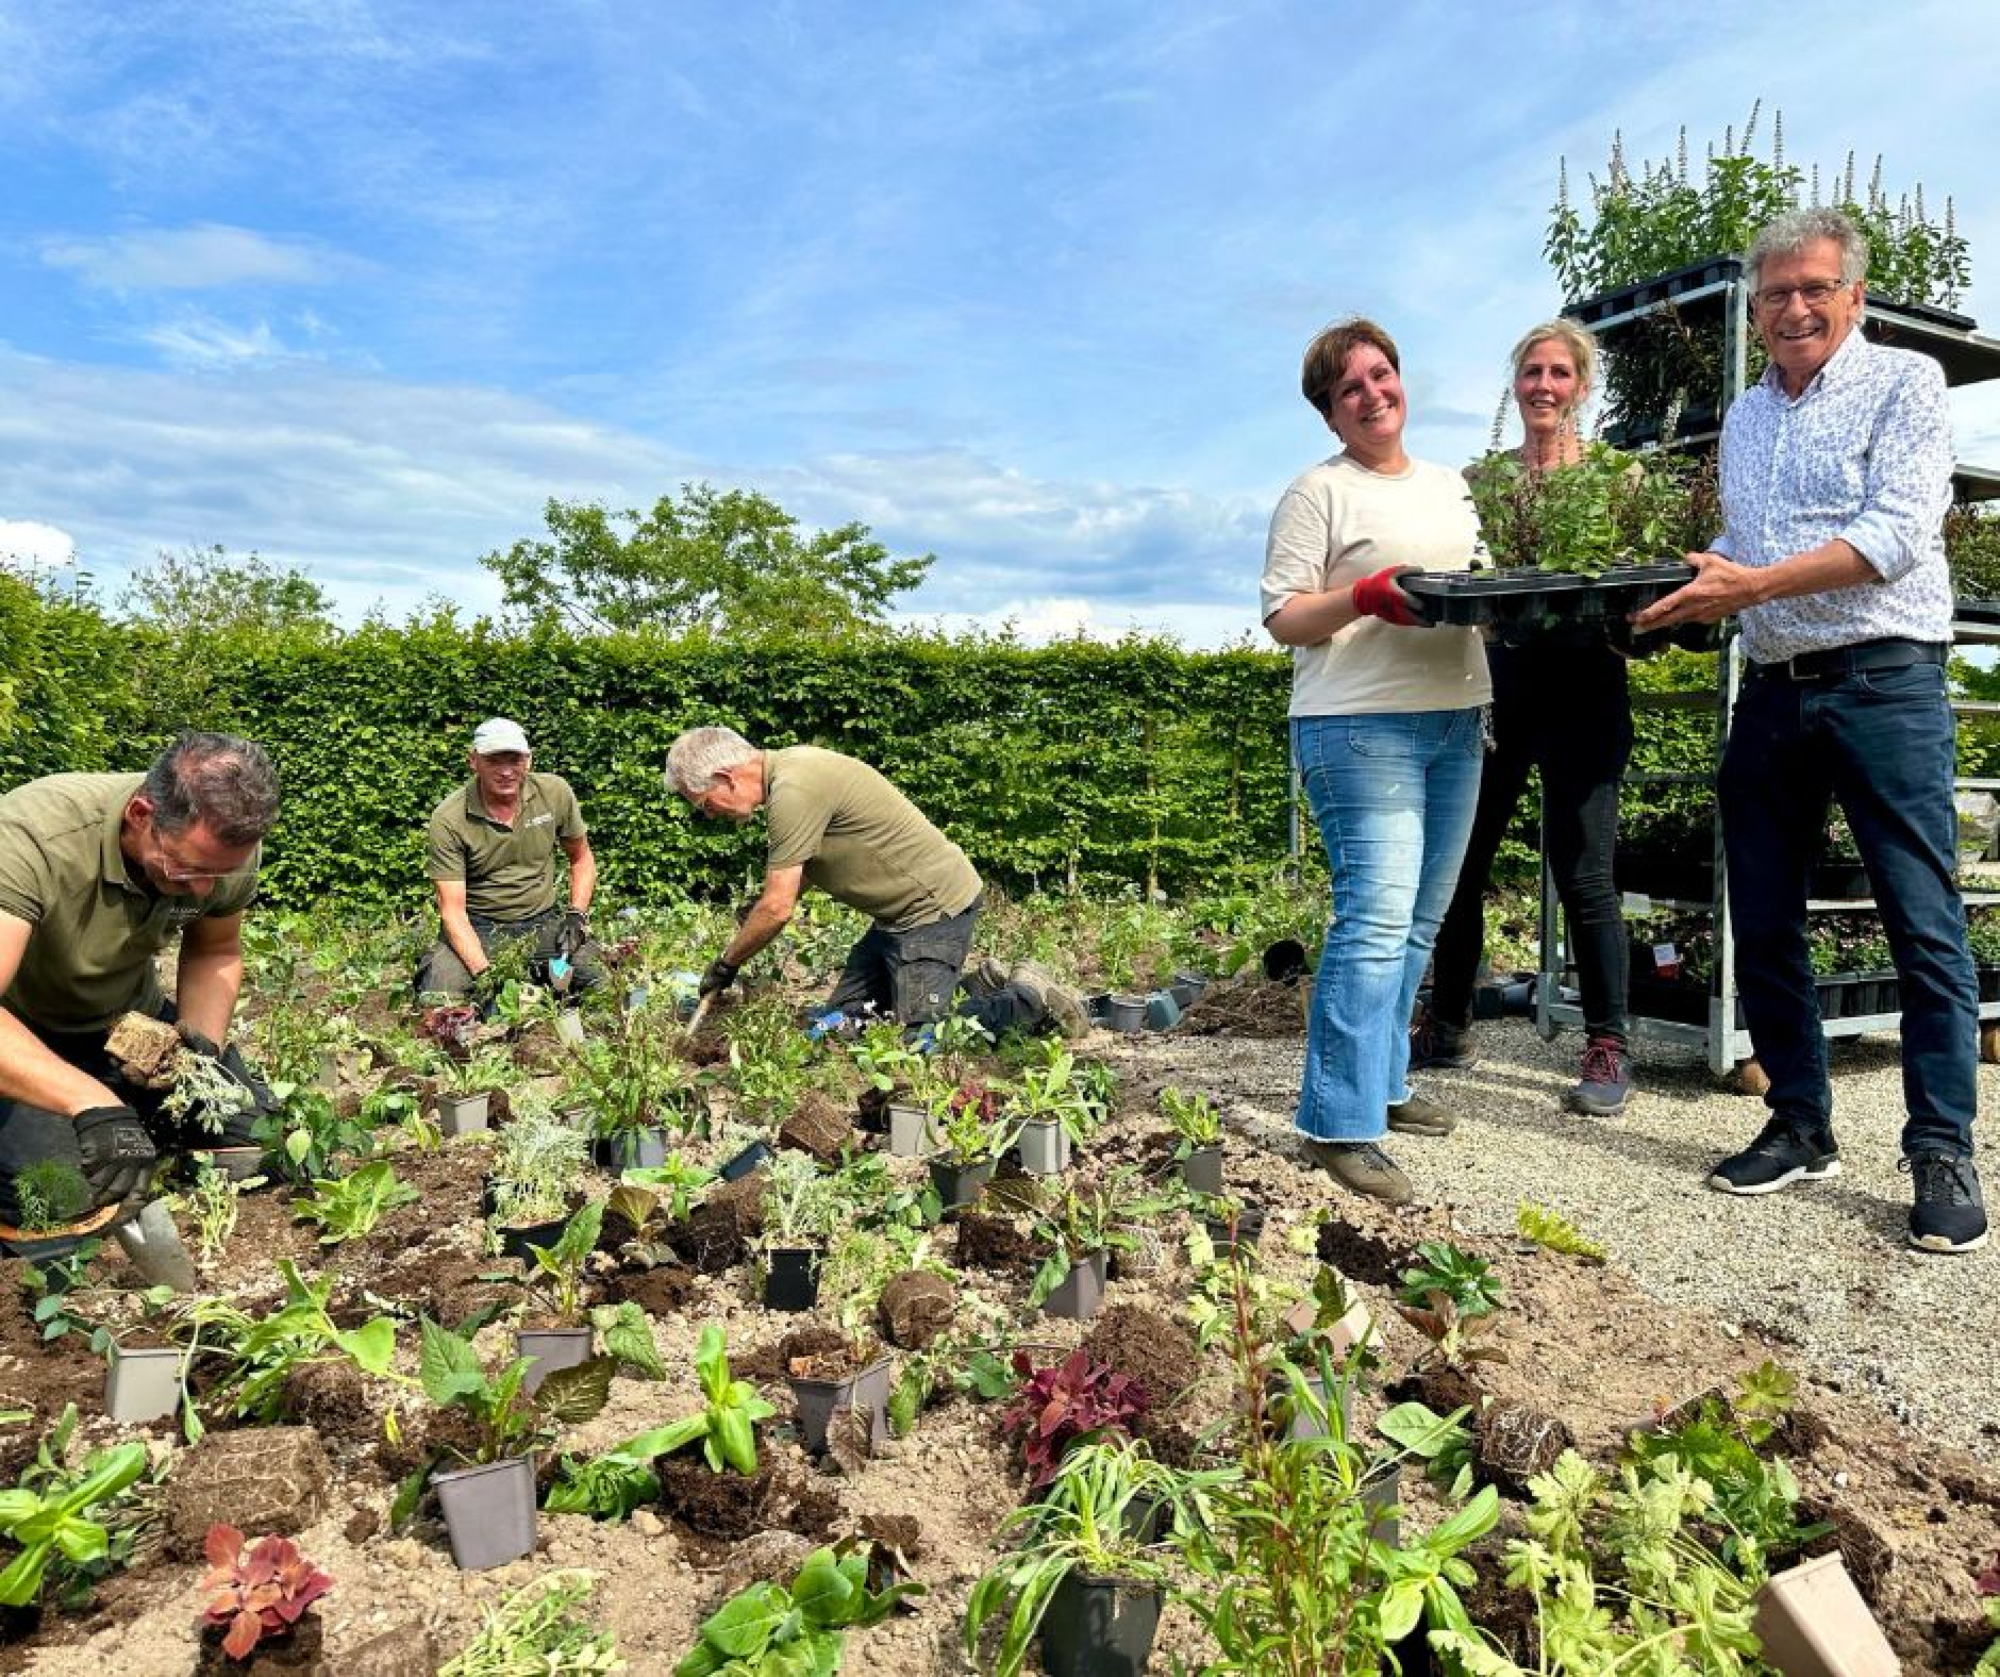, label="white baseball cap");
[471,717,531,756]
